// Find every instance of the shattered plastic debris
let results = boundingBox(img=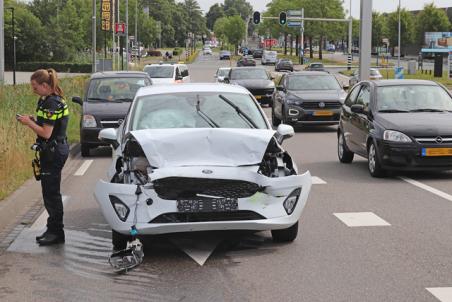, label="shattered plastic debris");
[108,239,144,274]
